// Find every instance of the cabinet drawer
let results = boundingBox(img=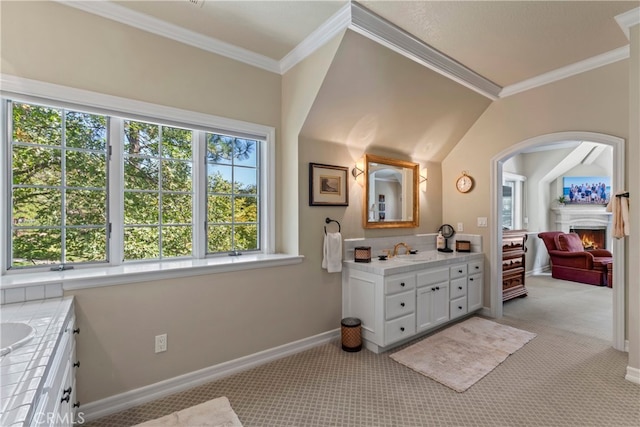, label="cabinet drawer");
[385,291,415,320]
[468,260,483,274]
[416,268,449,287]
[502,255,524,271]
[450,264,467,279]
[385,314,416,345]
[384,274,416,295]
[450,277,467,299]
[503,236,525,252]
[450,296,468,320]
